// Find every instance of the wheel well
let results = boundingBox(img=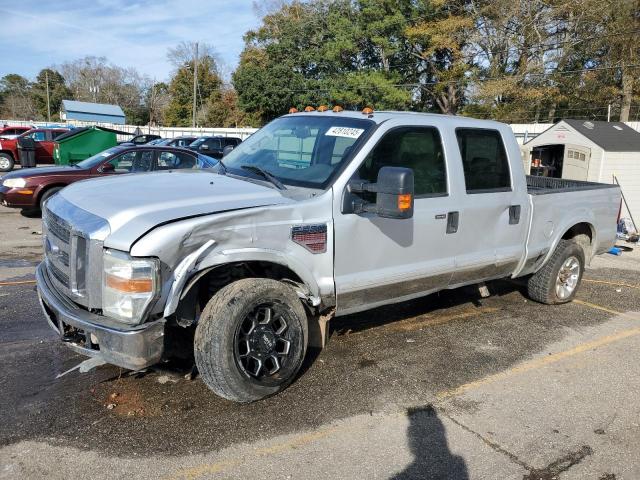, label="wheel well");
[562,222,594,257]
[175,261,306,327]
[36,184,66,204]
[0,150,15,159]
